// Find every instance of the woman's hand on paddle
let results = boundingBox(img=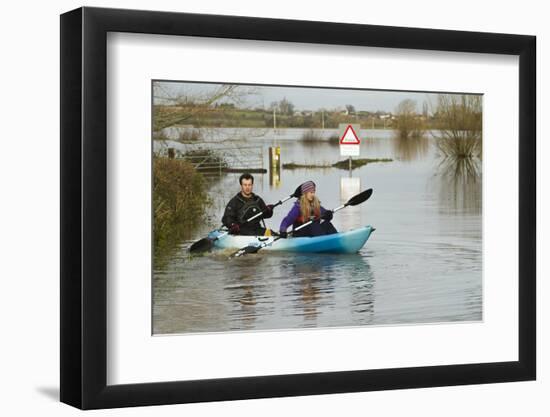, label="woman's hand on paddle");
[322,210,334,221]
[278,231,288,238]
[229,223,240,234]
